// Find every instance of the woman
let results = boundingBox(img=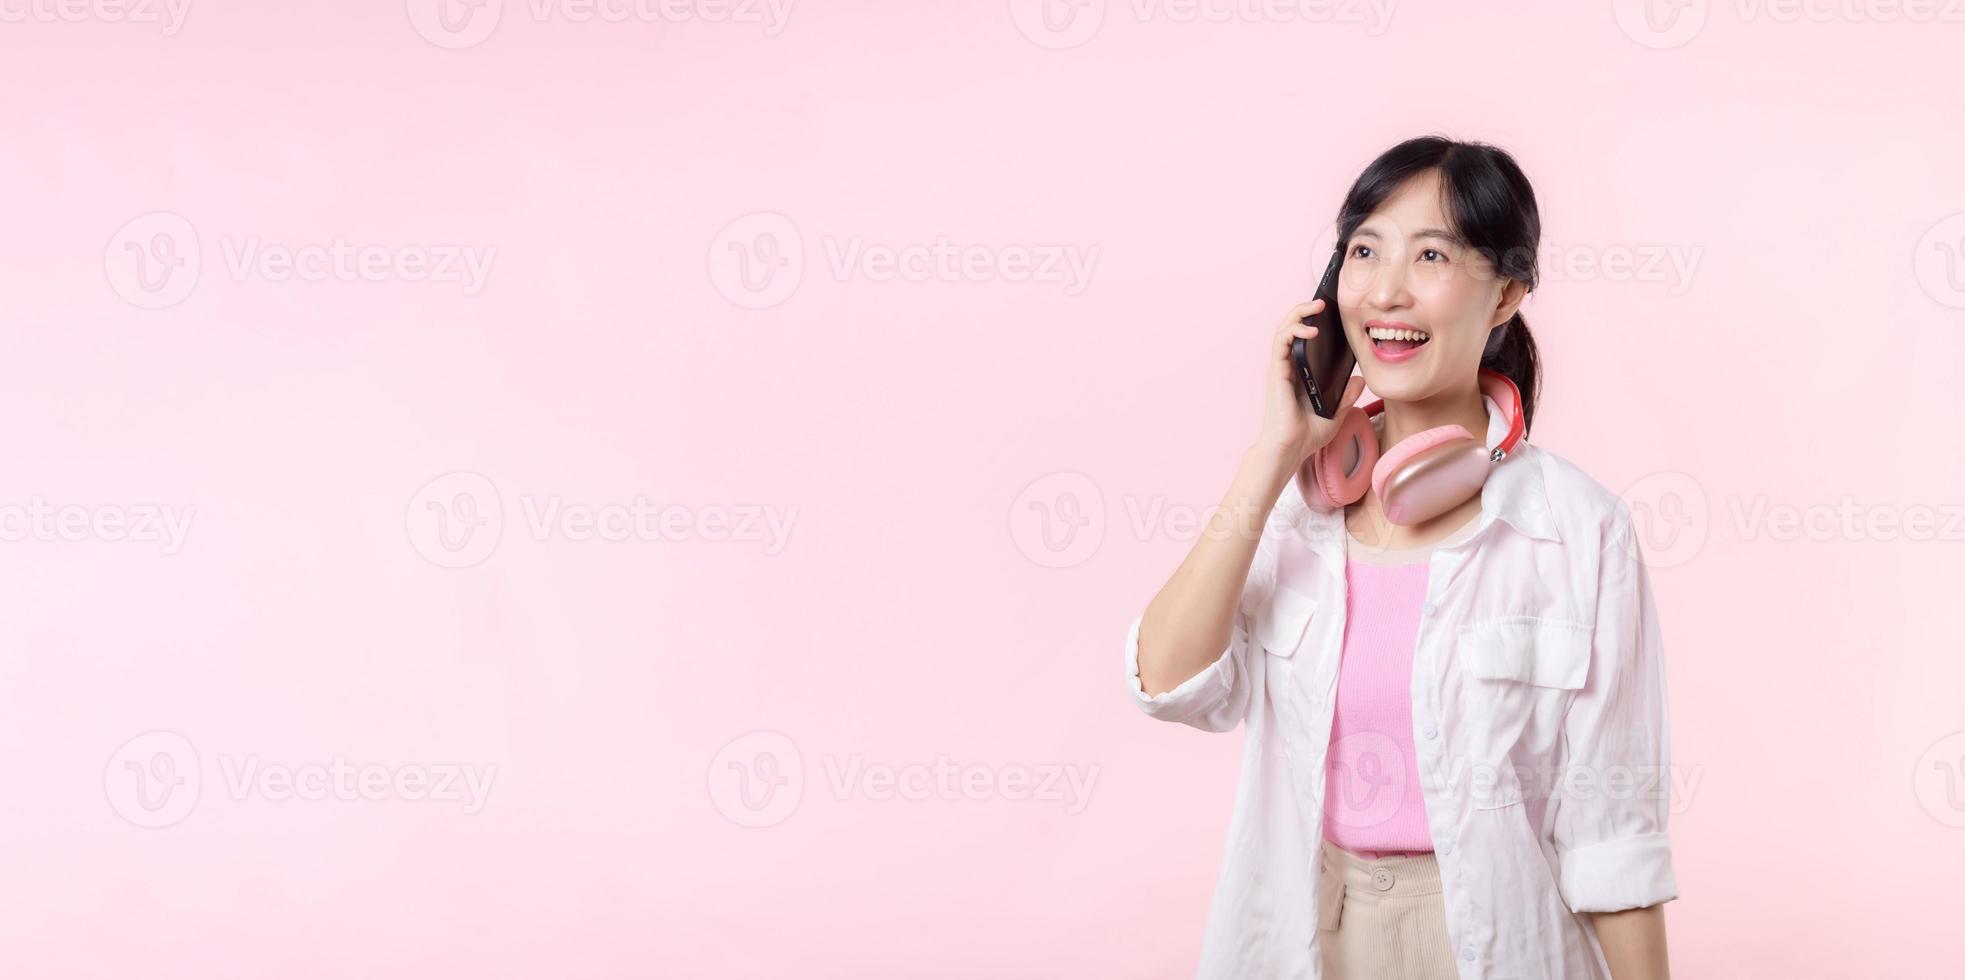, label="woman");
[1126,136,1678,979]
